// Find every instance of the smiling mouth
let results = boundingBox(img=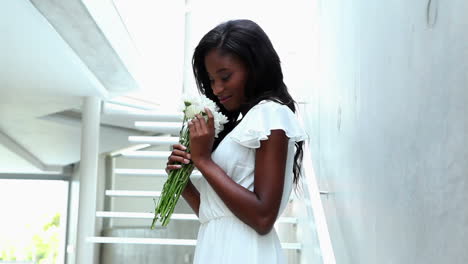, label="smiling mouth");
[219,96,232,103]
